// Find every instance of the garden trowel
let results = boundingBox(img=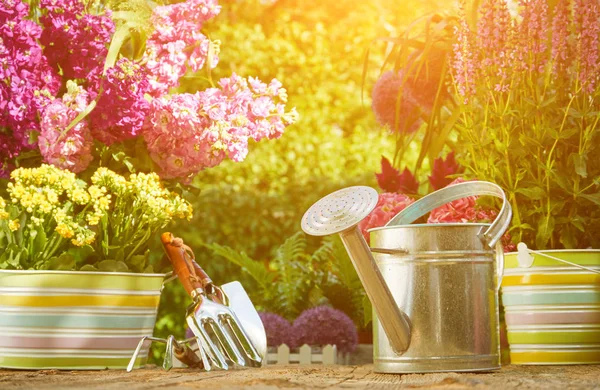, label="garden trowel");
[161,232,266,370]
